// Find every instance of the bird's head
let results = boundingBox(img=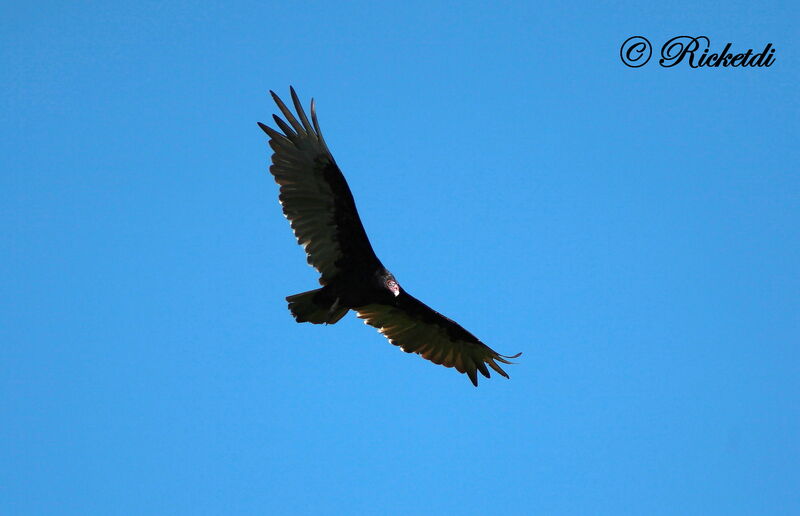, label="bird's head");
[383,272,400,297]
